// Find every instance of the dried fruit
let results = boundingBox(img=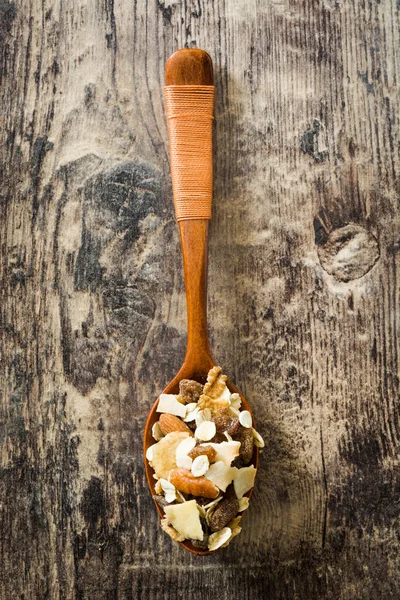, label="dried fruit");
[158,413,193,436]
[204,461,238,492]
[153,494,170,510]
[169,467,219,498]
[188,444,217,462]
[221,516,242,548]
[157,394,186,418]
[150,432,190,479]
[233,465,257,499]
[209,441,241,466]
[208,496,239,532]
[164,499,204,540]
[179,379,204,403]
[213,411,240,435]
[234,426,254,465]
[161,517,186,542]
